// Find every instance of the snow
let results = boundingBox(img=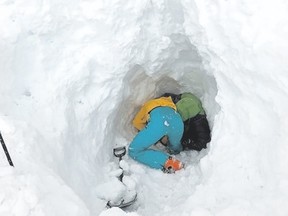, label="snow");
[1,0,288,216]
[164,120,169,126]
